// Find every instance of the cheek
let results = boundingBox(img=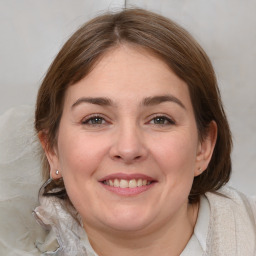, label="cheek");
[56,130,110,209]
[57,128,109,177]
[151,130,198,180]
